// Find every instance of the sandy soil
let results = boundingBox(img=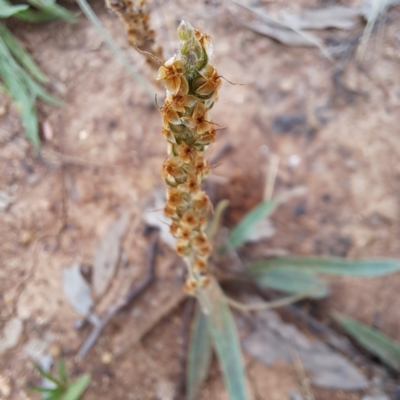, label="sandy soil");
[1,0,400,399]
